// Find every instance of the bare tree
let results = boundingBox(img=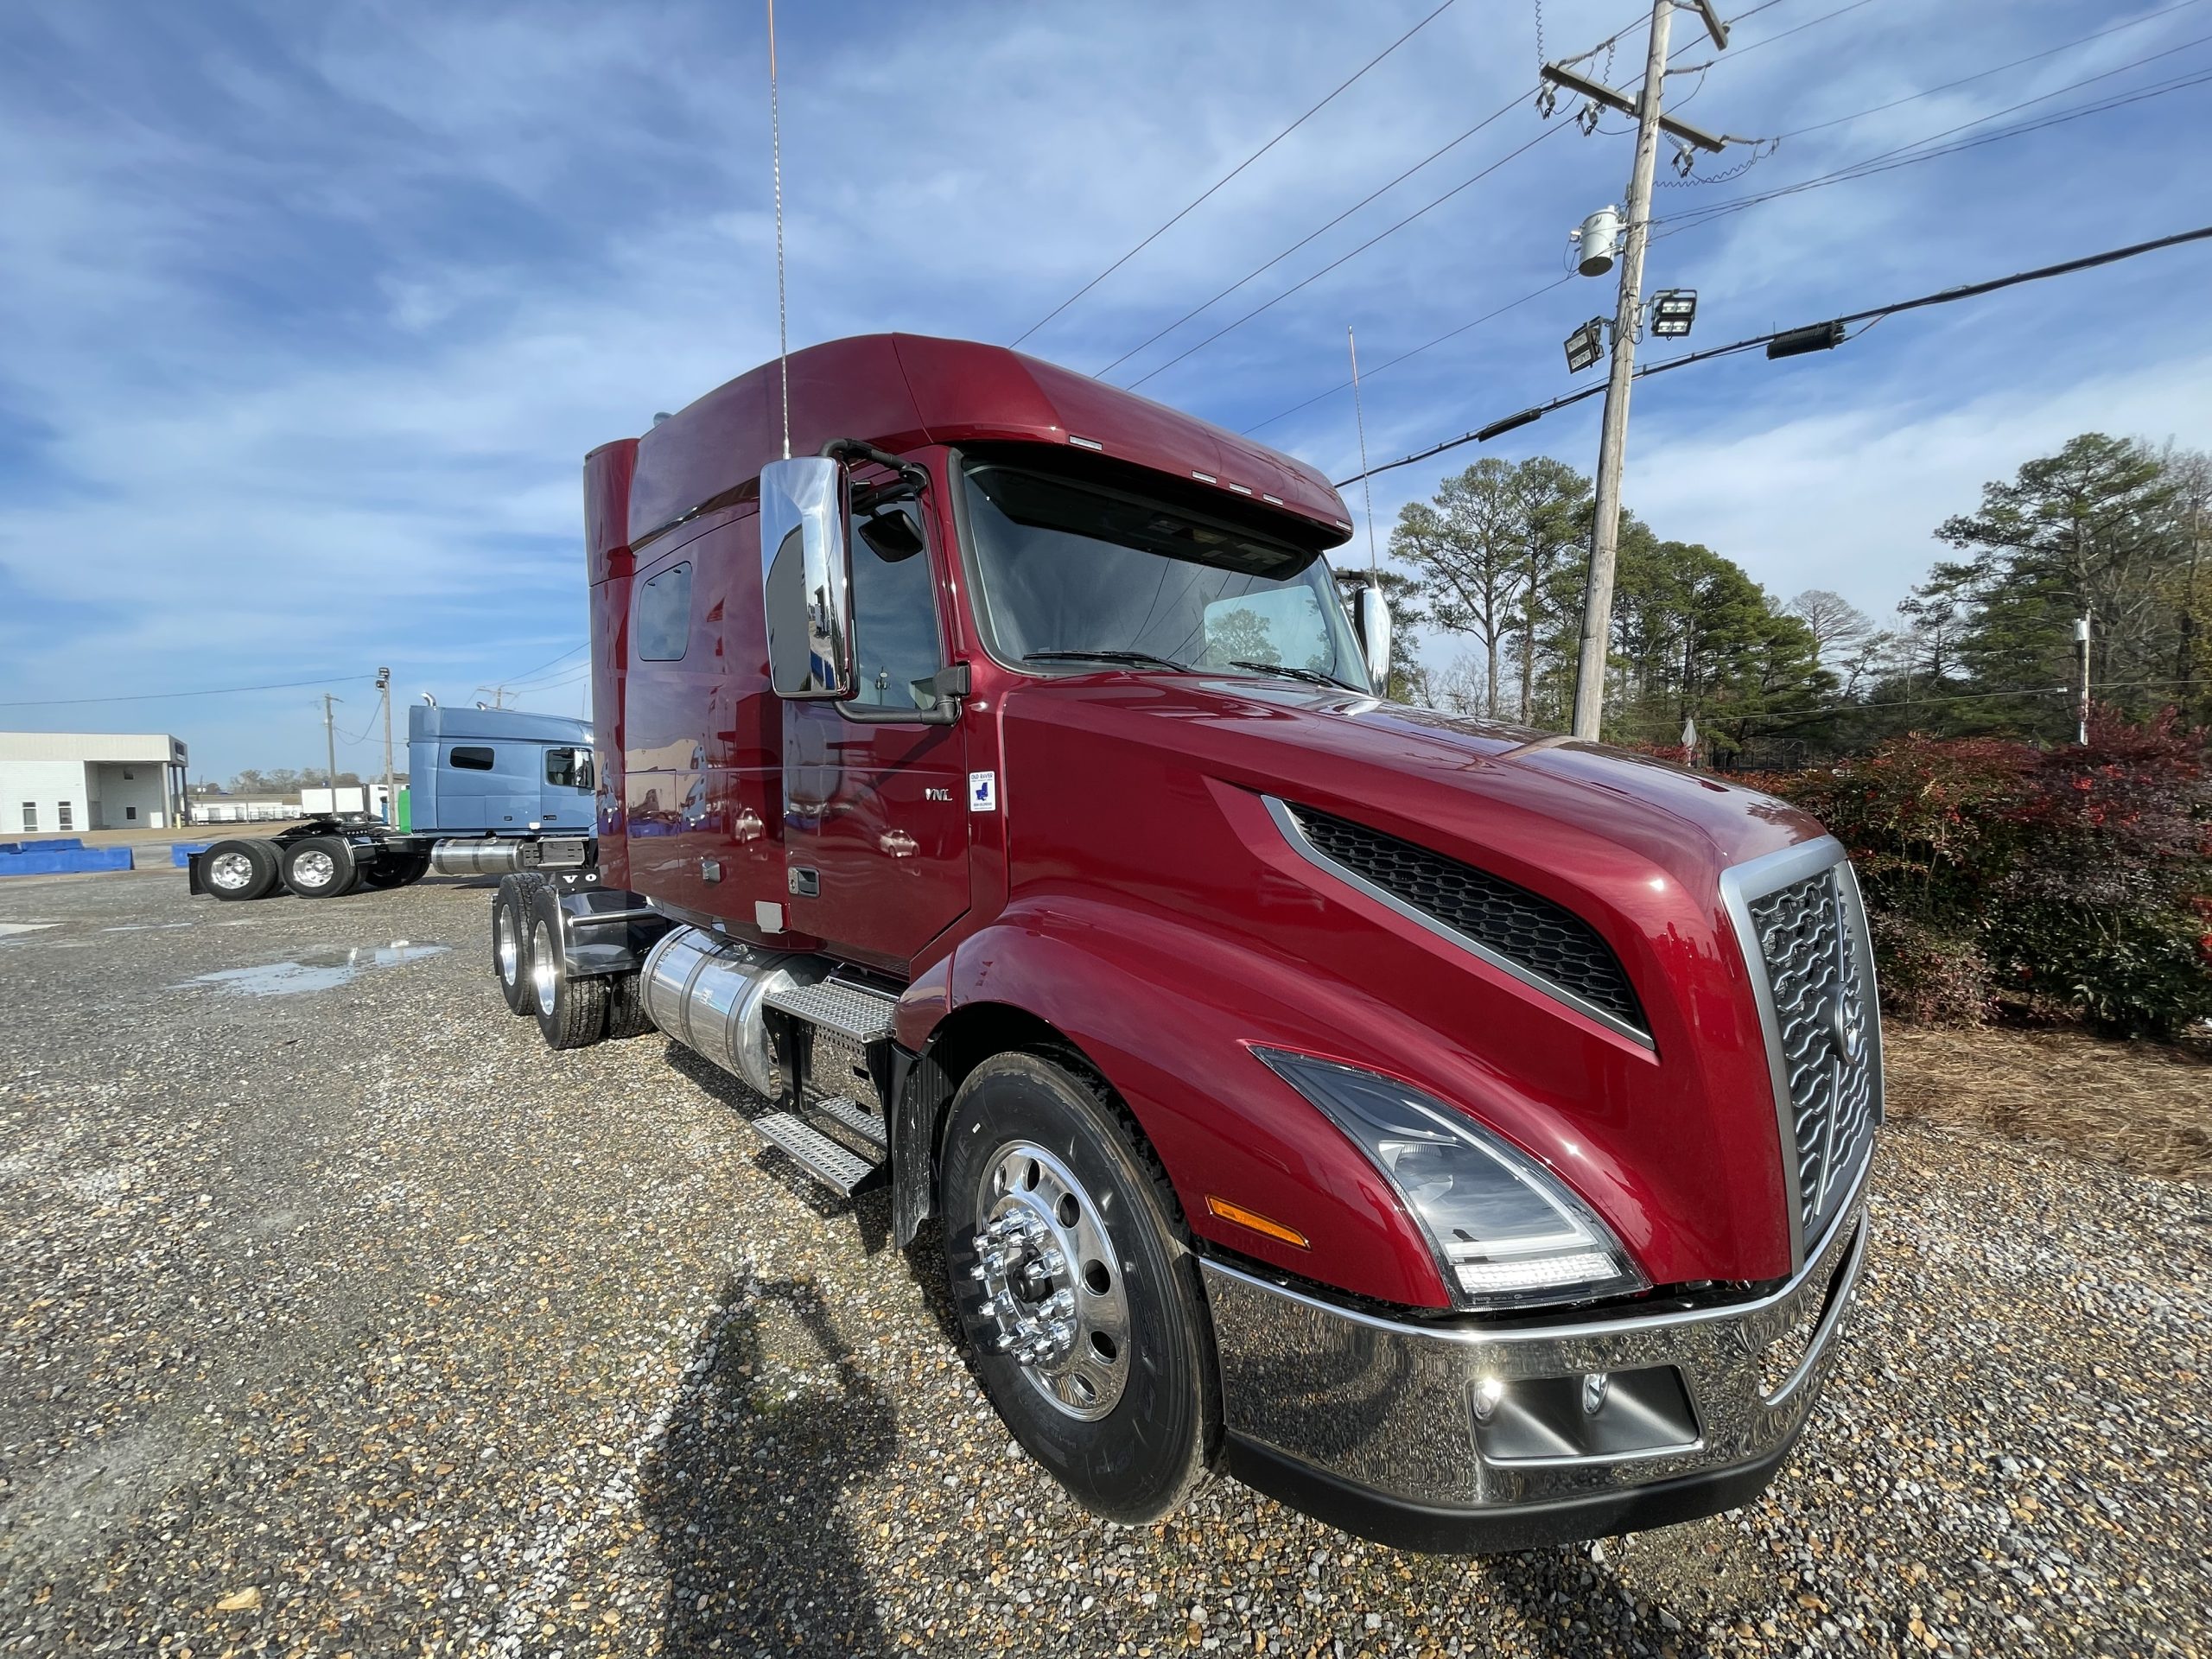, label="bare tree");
[1426,653,1491,717]
[1786,589,1875,666]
